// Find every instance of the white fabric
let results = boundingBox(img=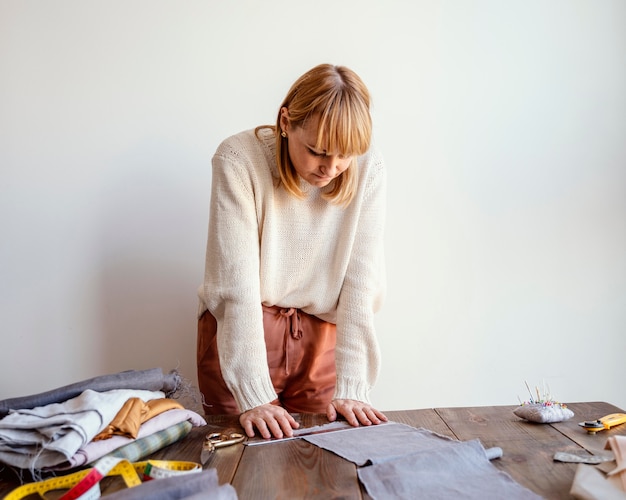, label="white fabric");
[0,389,163,469]
[198,127,386,411]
